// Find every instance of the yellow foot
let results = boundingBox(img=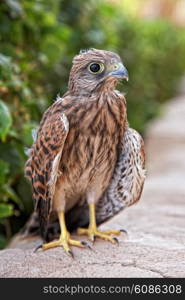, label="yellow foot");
[34,232,90,257]
[77,227,126,244]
